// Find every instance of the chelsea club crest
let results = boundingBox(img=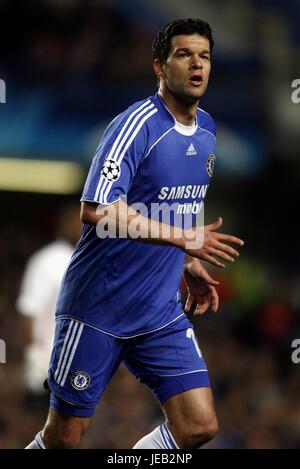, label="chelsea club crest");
[206,154,216,177]
[71,371,91,391]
